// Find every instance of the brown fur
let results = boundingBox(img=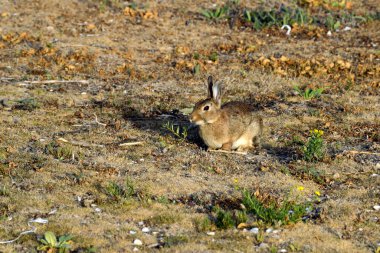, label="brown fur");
[189,77,263,151]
